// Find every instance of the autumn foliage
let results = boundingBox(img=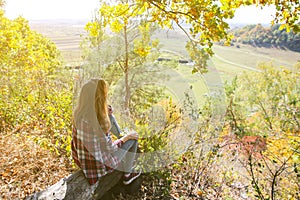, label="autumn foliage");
[0,8,74,199]
[1,0,300,199]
